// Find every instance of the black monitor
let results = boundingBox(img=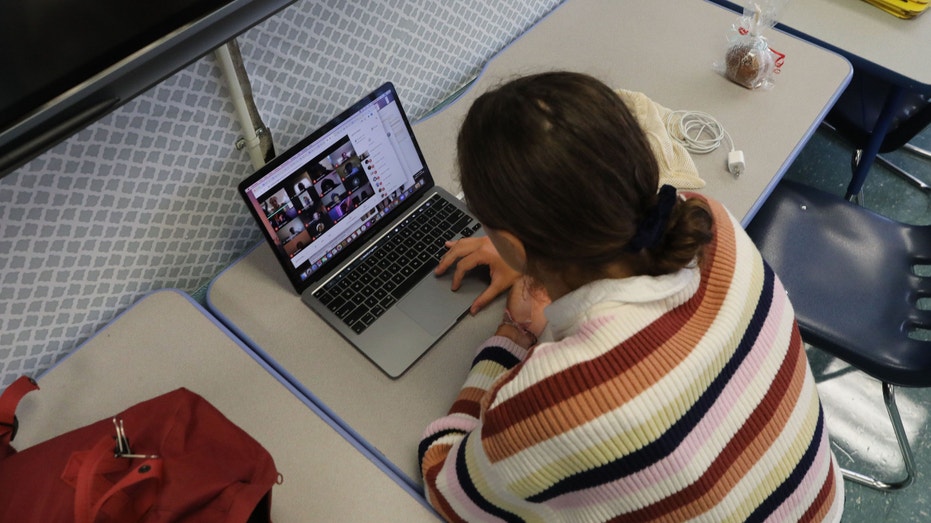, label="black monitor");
[0,0,296,180]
